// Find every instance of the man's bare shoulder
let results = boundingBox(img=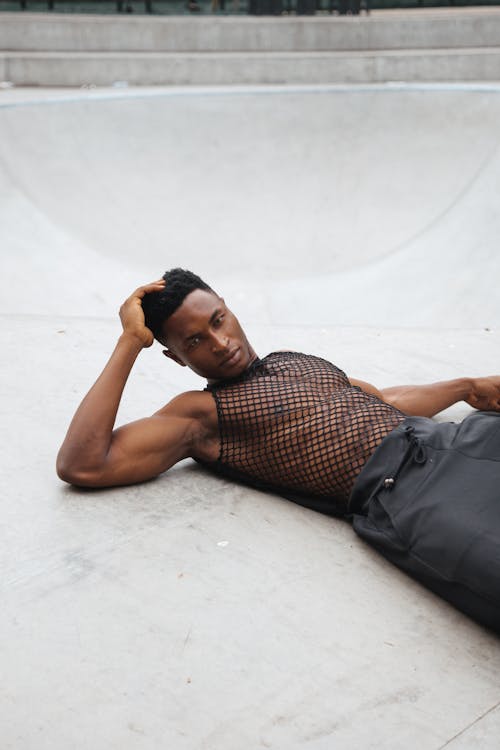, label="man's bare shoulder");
[152,390,219,462]
[154,389,216,422]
